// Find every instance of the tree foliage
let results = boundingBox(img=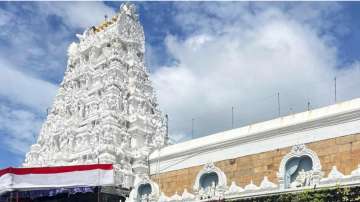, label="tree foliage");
[226,186,360,202]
